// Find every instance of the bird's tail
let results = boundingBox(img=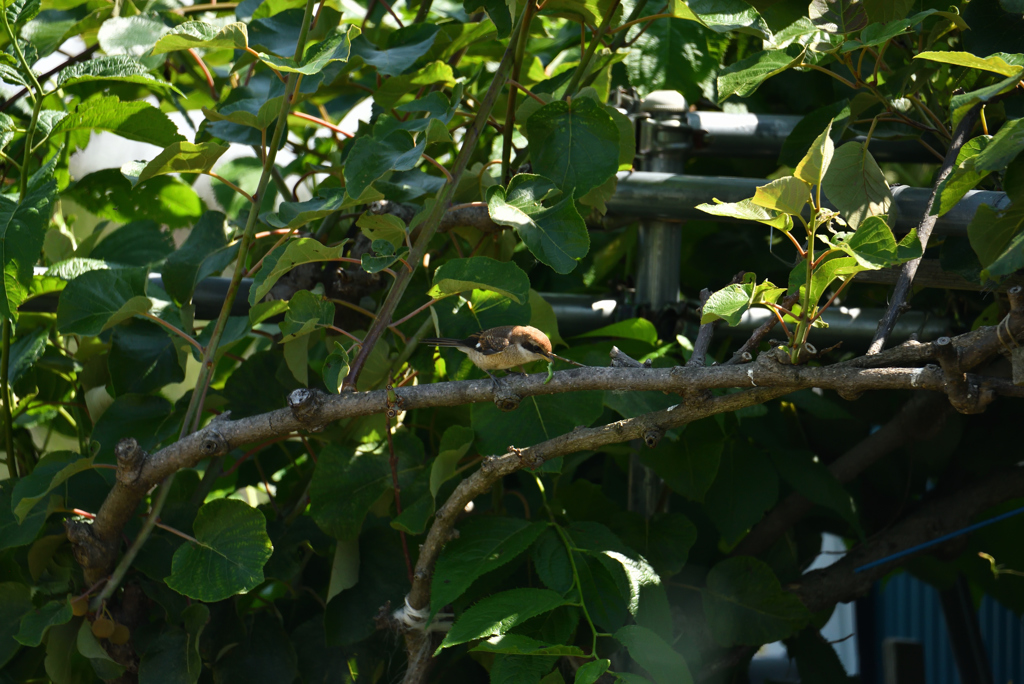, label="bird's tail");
[421,337,466,347]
